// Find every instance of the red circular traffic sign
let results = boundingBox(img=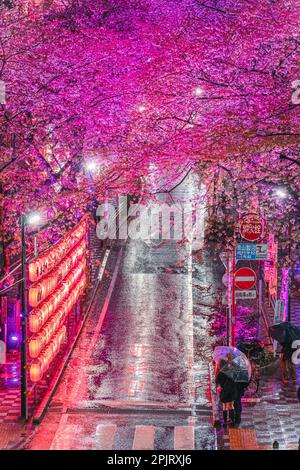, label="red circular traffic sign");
[234,267,256,290]
[239,213,264,241]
